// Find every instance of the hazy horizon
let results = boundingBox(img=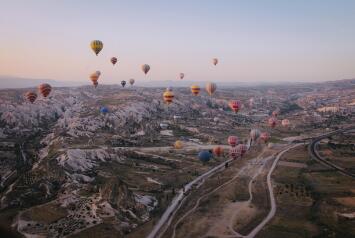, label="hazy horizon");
[1,0,355,84]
